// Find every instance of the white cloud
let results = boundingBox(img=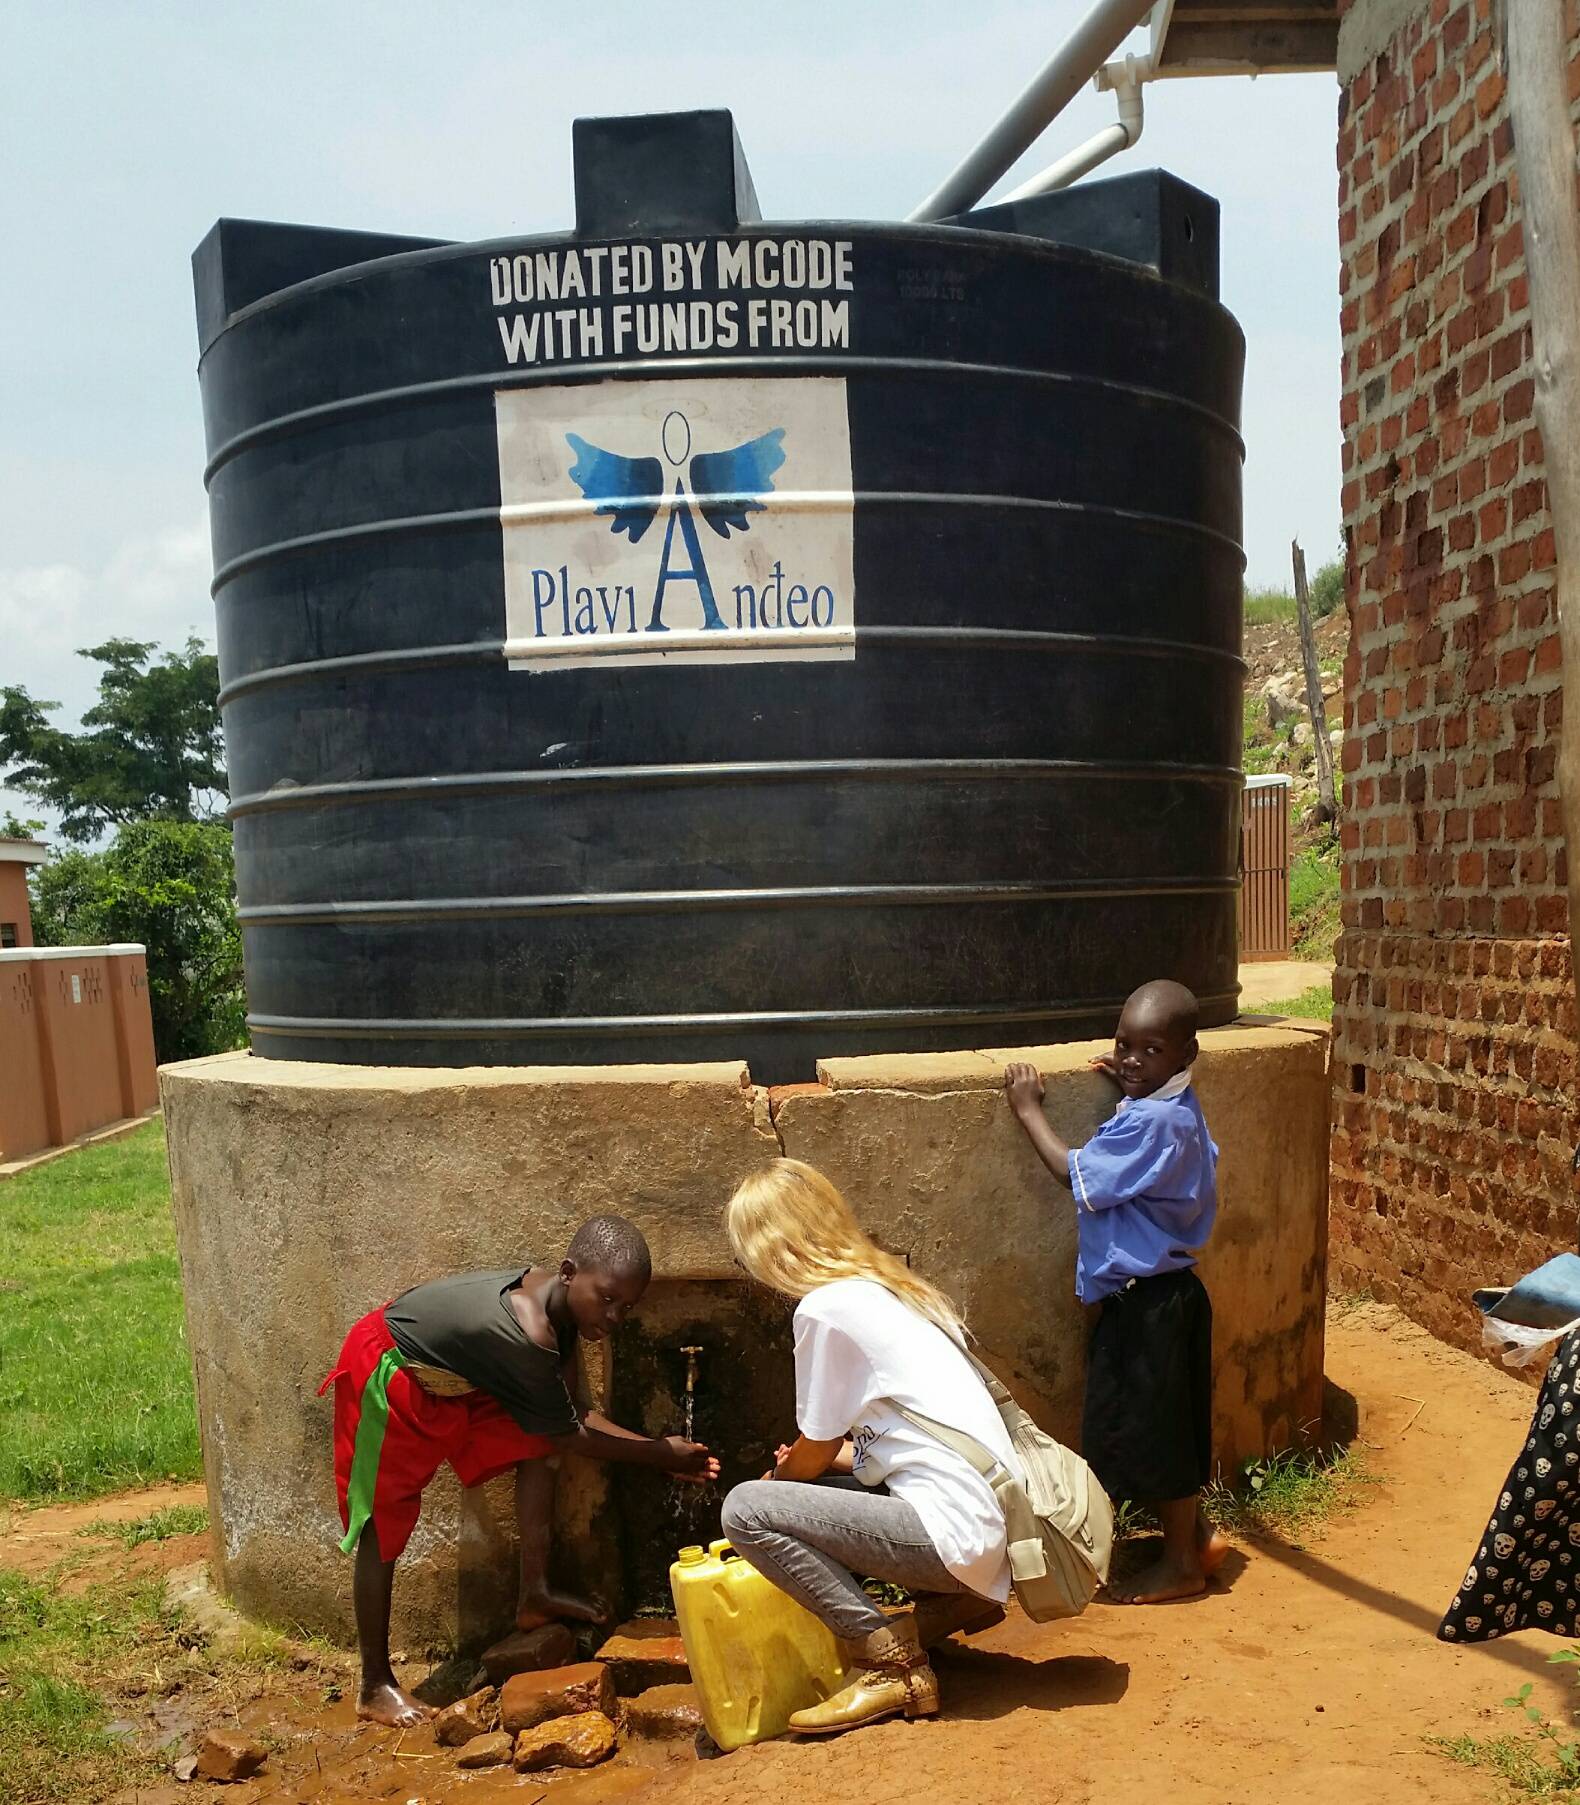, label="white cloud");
[0,520,213,839]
